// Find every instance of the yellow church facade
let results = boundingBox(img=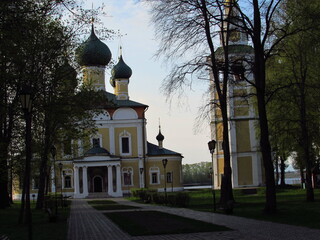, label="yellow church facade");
[35,25,183,199]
